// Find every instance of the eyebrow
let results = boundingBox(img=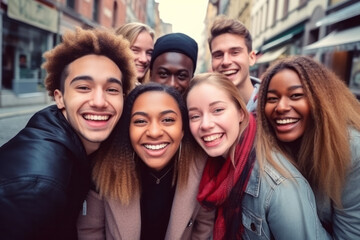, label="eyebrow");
[267,85,303,93]
[131,109,178,118]
[70,75,122,86]
[212,47,243,55]
[187,100,225,112]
